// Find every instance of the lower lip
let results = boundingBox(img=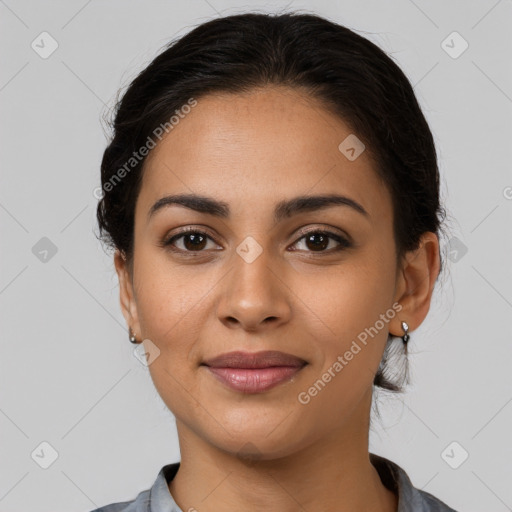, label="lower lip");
[204,366,304,393]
